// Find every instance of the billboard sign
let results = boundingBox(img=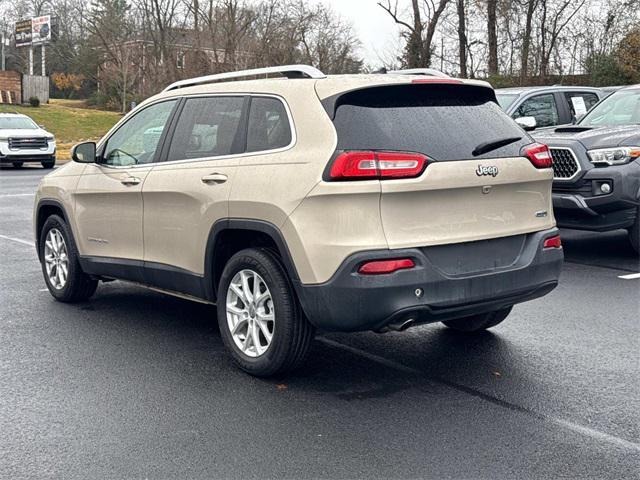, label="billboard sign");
[15,19,32,47]
[14,16,52,47]
[31,16,51,44]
